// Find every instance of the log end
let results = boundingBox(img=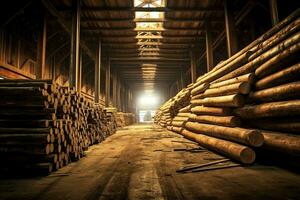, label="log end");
[248,130,264,147]
[240,147,256,164]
